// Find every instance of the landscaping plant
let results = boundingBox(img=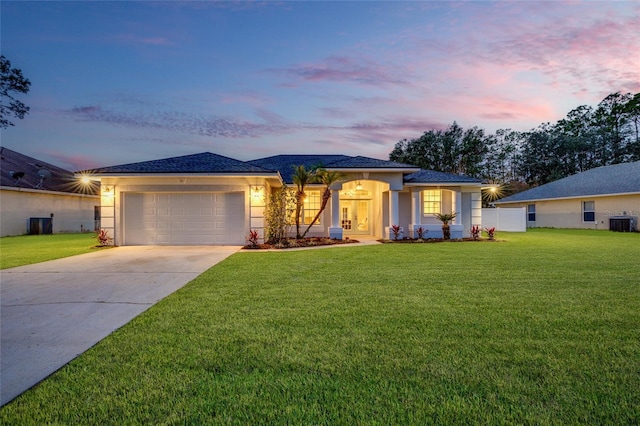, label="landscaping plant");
[484,226,496,240]
[434,211,457,240]
[470,224,481,240]
[390,224,402,240]
[246,230,260,248]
